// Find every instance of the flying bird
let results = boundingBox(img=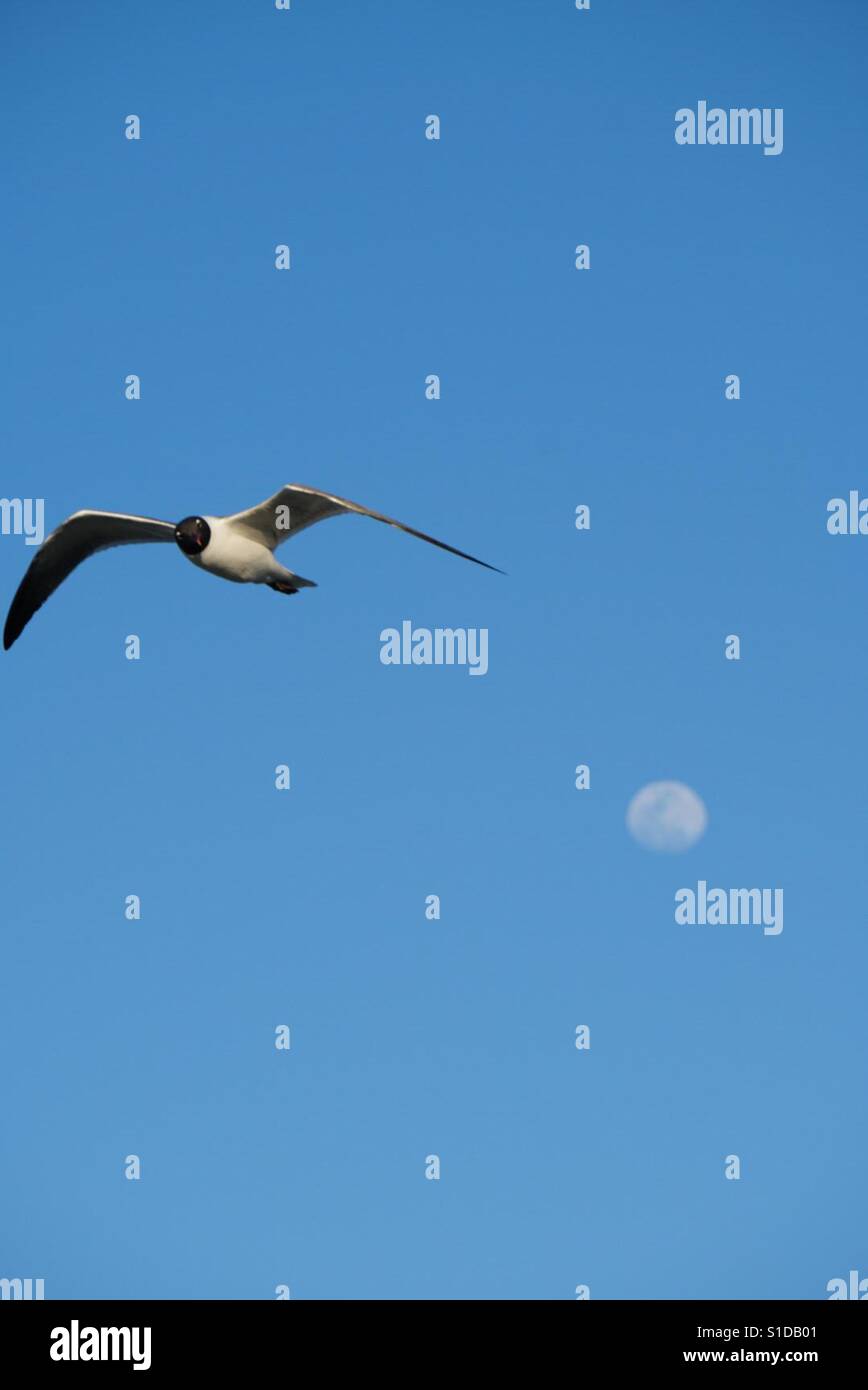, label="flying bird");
[3,483,501,650]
